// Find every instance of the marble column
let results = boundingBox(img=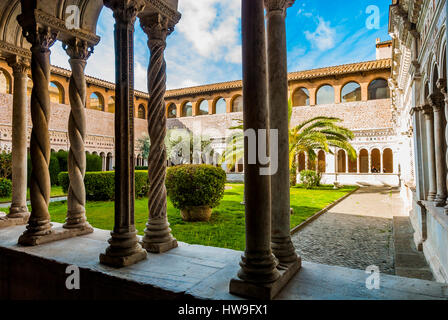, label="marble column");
[380,150,384,173]
[437,79,448,214]
[63,38,94,232]
[230,0,281,299]
[265,0,298,267]
[7,56,30,220]
[100,0,147,267]
[357,152,360,174]
[368,151,372,173]
[428,91,447,206]
[140,13,177,253]
[422,104,437,201]
[345,153,349,173]
[17,24,58,245]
